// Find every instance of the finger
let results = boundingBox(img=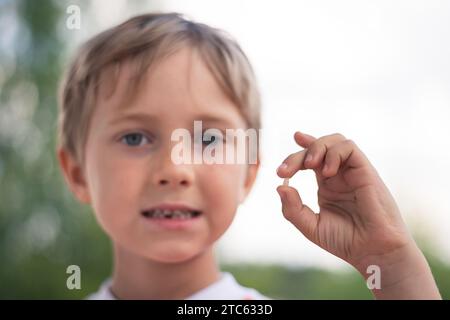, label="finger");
[277,133,346,178]
[322,139,370,177]
[321,140,349,177]
[303,133,346,171]
[276,149,308,178]
[276,185,318,243]
[276,131,315,178]
[294,131,316,148]
[321,143,344,177]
